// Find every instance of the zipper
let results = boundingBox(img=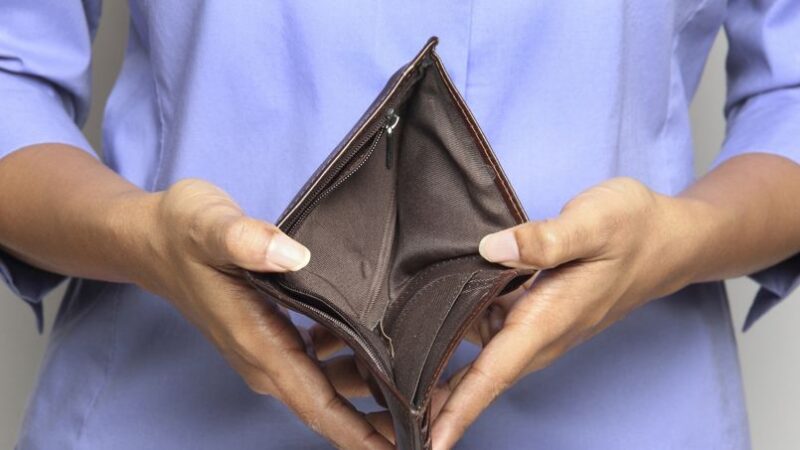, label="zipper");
[279,109,403,372]
[278,281,391,377]
[360,155,398,330]
[277,44,433,230]
[286,109,400,234]
[384,109,400,169]
[286,122,388,235]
